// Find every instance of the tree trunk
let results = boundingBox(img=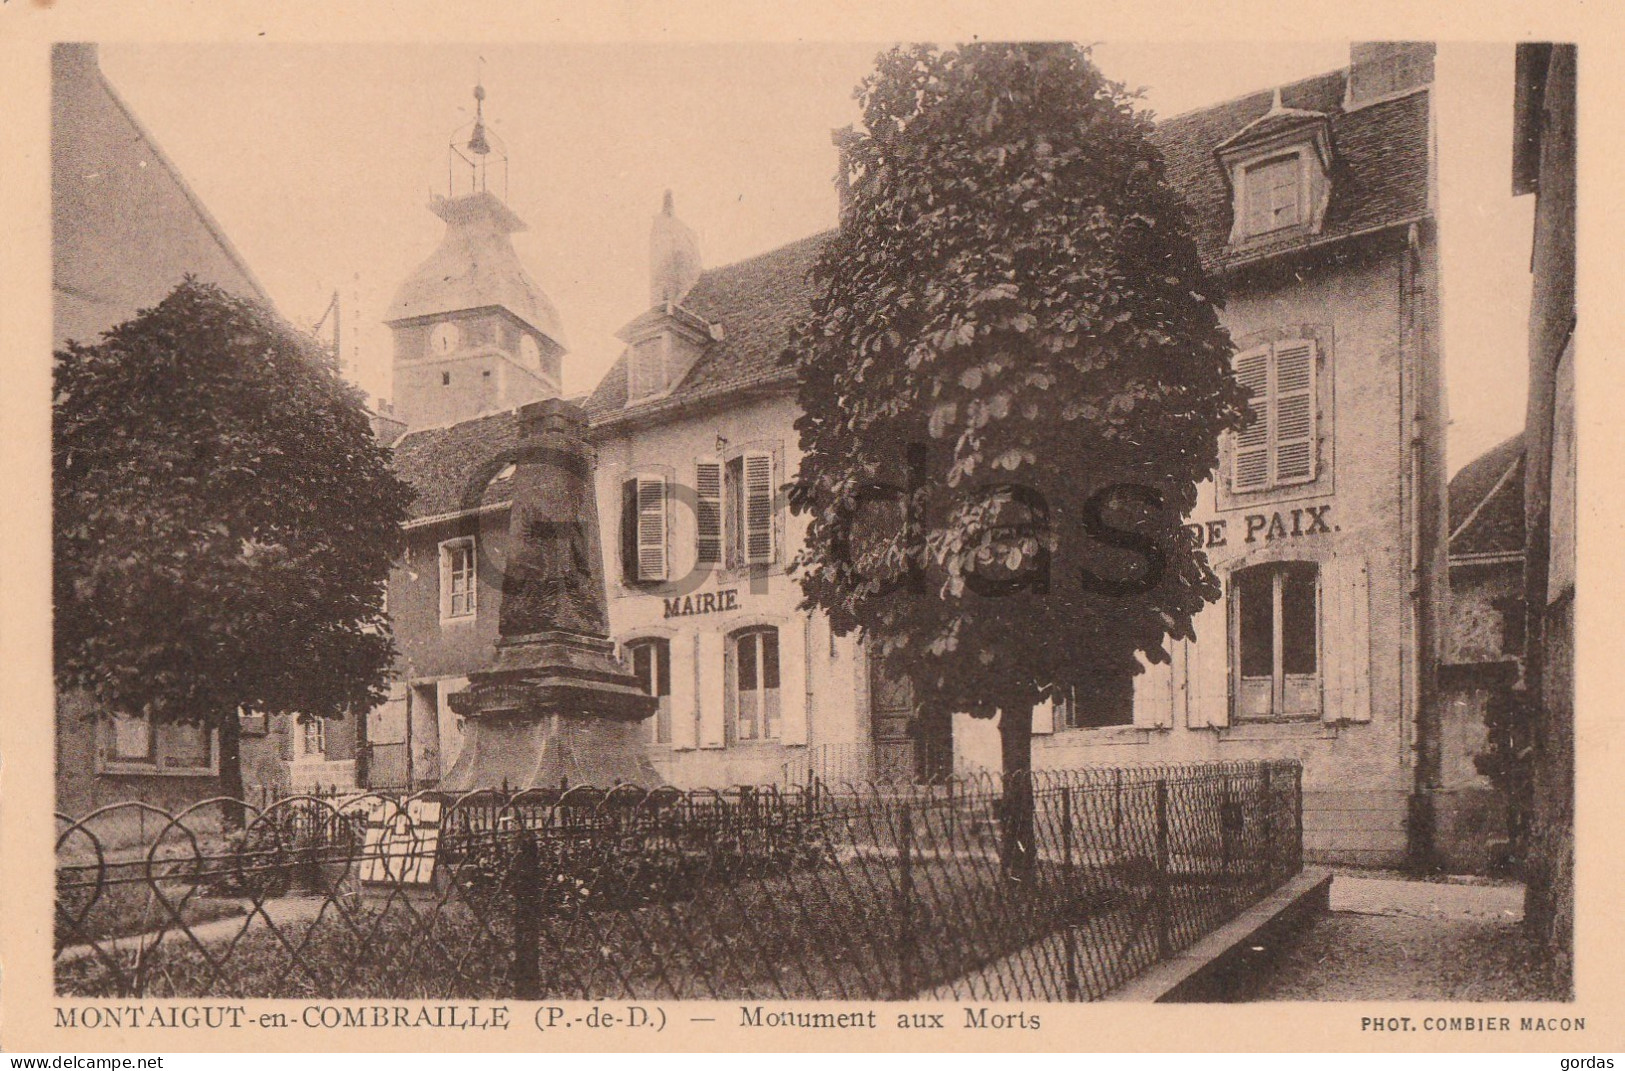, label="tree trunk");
[217,712,246,829]
[998,703,1036,884]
